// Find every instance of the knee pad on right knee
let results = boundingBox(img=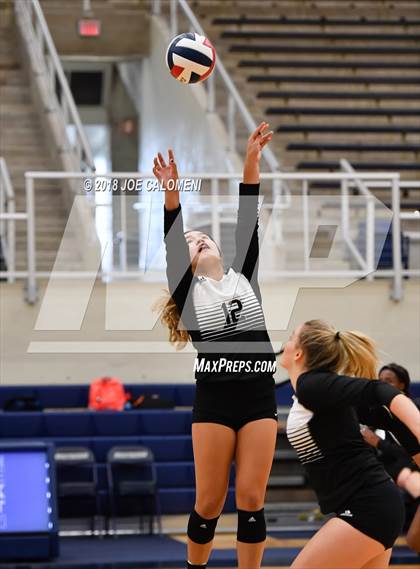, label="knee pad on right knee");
[237,507,266,543]
[187,508,220,544]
